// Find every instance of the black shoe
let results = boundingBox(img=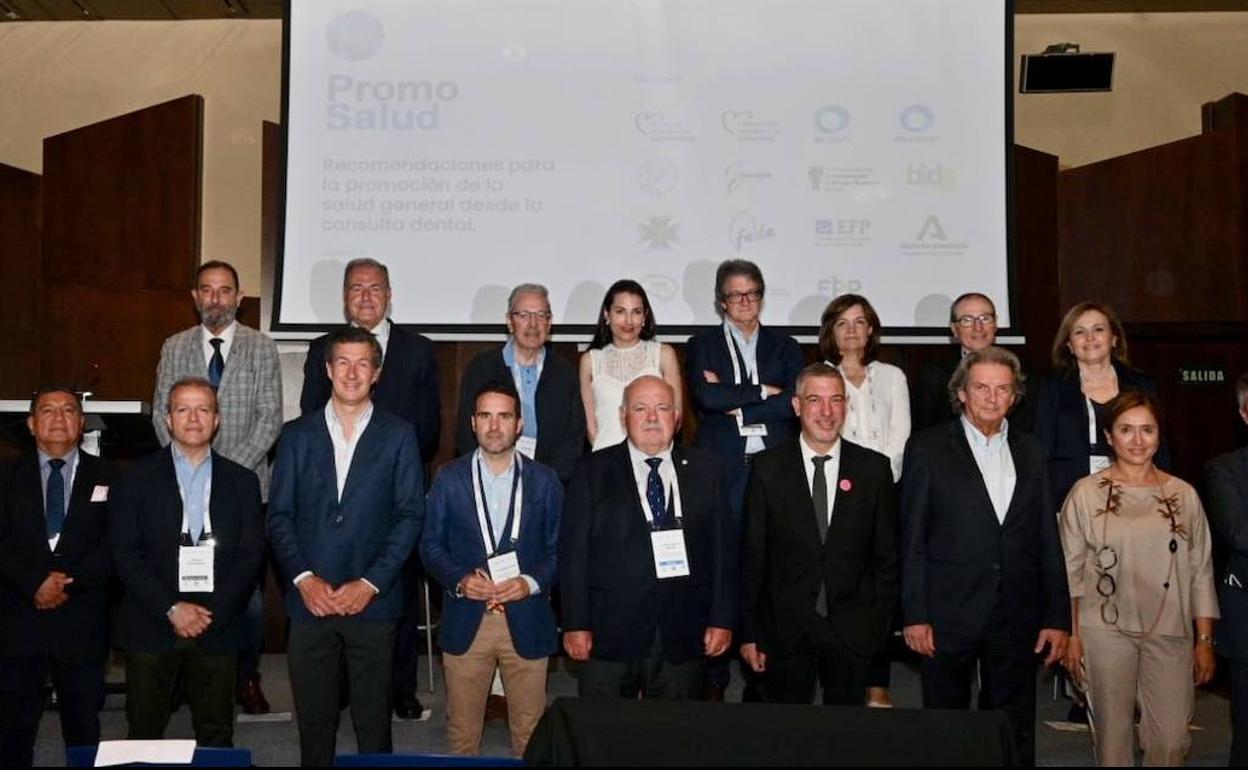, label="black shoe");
[1067,703,1088,724]
[237,678,271,715]
[394,695,432,722]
